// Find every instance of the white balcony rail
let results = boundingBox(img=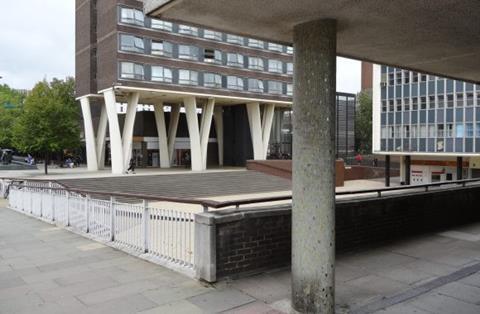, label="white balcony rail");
[5,181,195,272]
